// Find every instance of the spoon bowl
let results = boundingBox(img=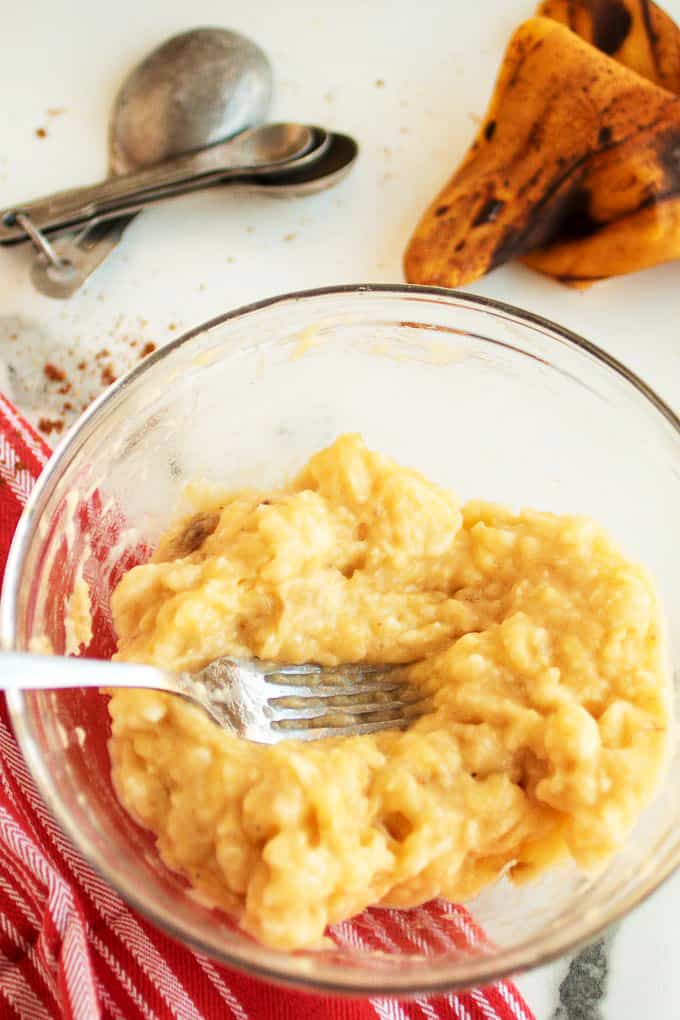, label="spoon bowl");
[111,27,273,174]
[250,132,359,195]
